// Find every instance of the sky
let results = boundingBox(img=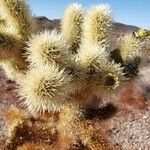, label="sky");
[28,0,150,29]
